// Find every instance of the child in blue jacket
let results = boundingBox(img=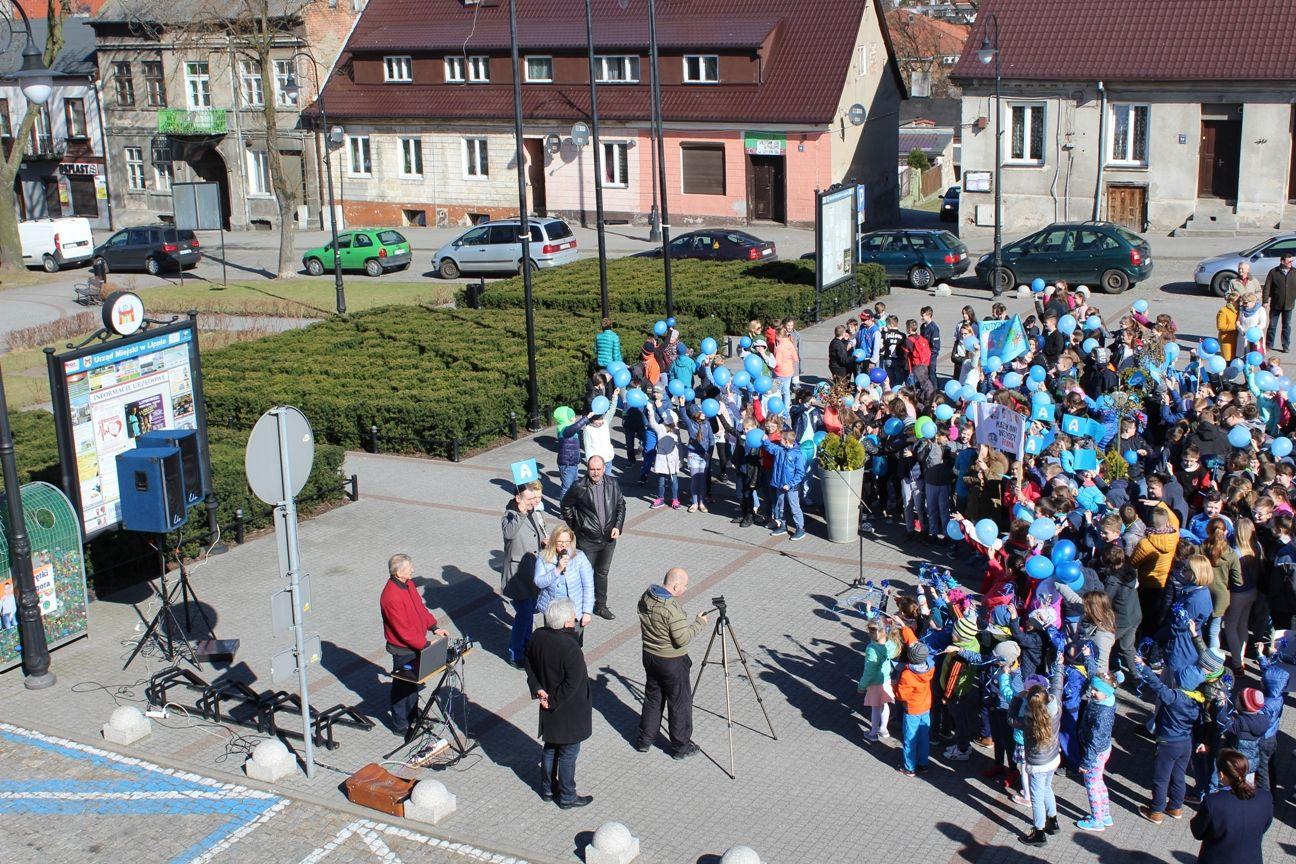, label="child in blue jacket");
[1075,671,1117,831]
[763,428,807,540]
[1133,656,1206,823]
